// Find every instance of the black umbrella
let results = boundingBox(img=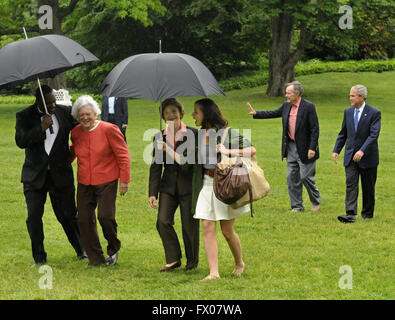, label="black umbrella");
[0,33,99,88]
[99,52,224,101]
[0,31,99,122]
[98,49,224,129]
